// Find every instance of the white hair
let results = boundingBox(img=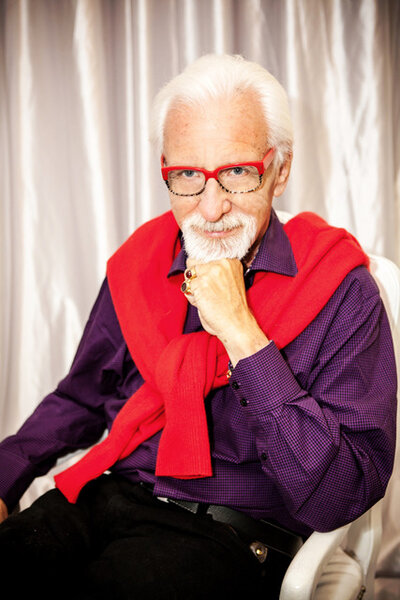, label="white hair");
[150,54,293,166]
